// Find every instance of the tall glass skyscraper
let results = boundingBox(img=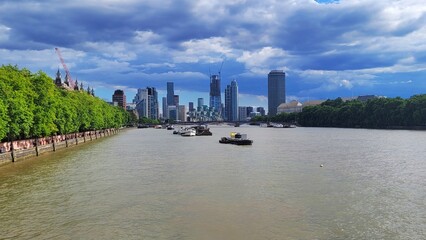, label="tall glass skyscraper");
[167,82,174,106]
[209,74,221,115]
[162,97,168,119]
[225,79,238,121]
[268,70,286,116]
